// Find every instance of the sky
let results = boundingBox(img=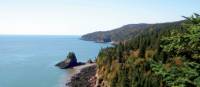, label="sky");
[0,0,200,35]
